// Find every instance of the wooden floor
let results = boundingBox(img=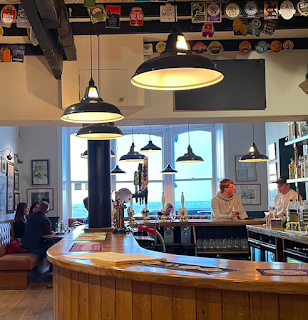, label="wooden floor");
[0,273,53,320]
